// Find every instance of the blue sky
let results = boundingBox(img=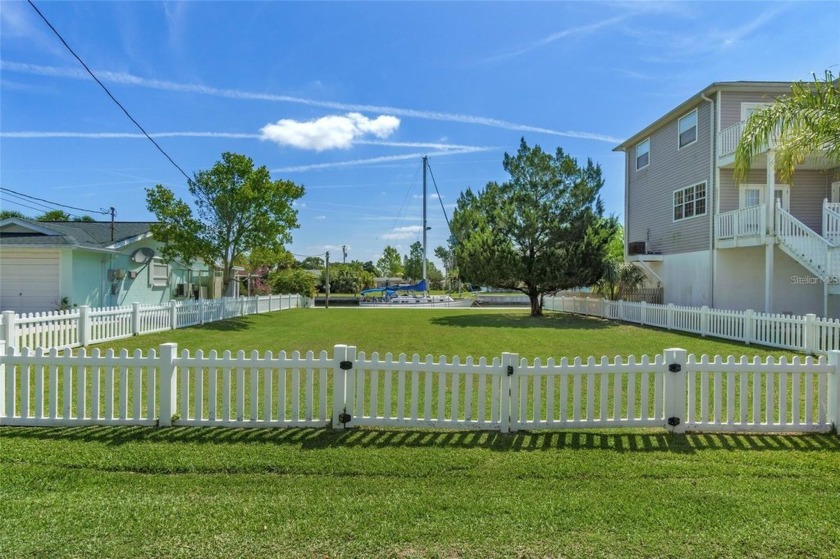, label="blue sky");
[1,1,838,267]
